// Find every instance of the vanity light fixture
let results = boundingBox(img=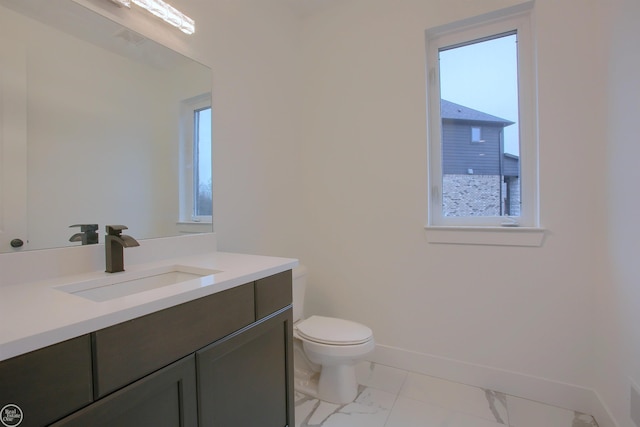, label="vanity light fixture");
[108,0,195,35]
